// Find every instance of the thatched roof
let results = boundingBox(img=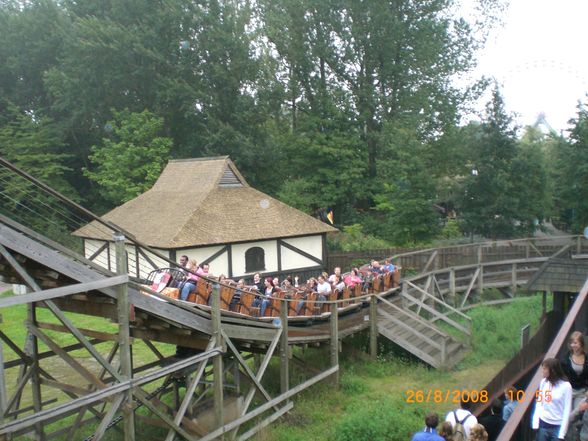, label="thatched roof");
[74,157,337,248]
